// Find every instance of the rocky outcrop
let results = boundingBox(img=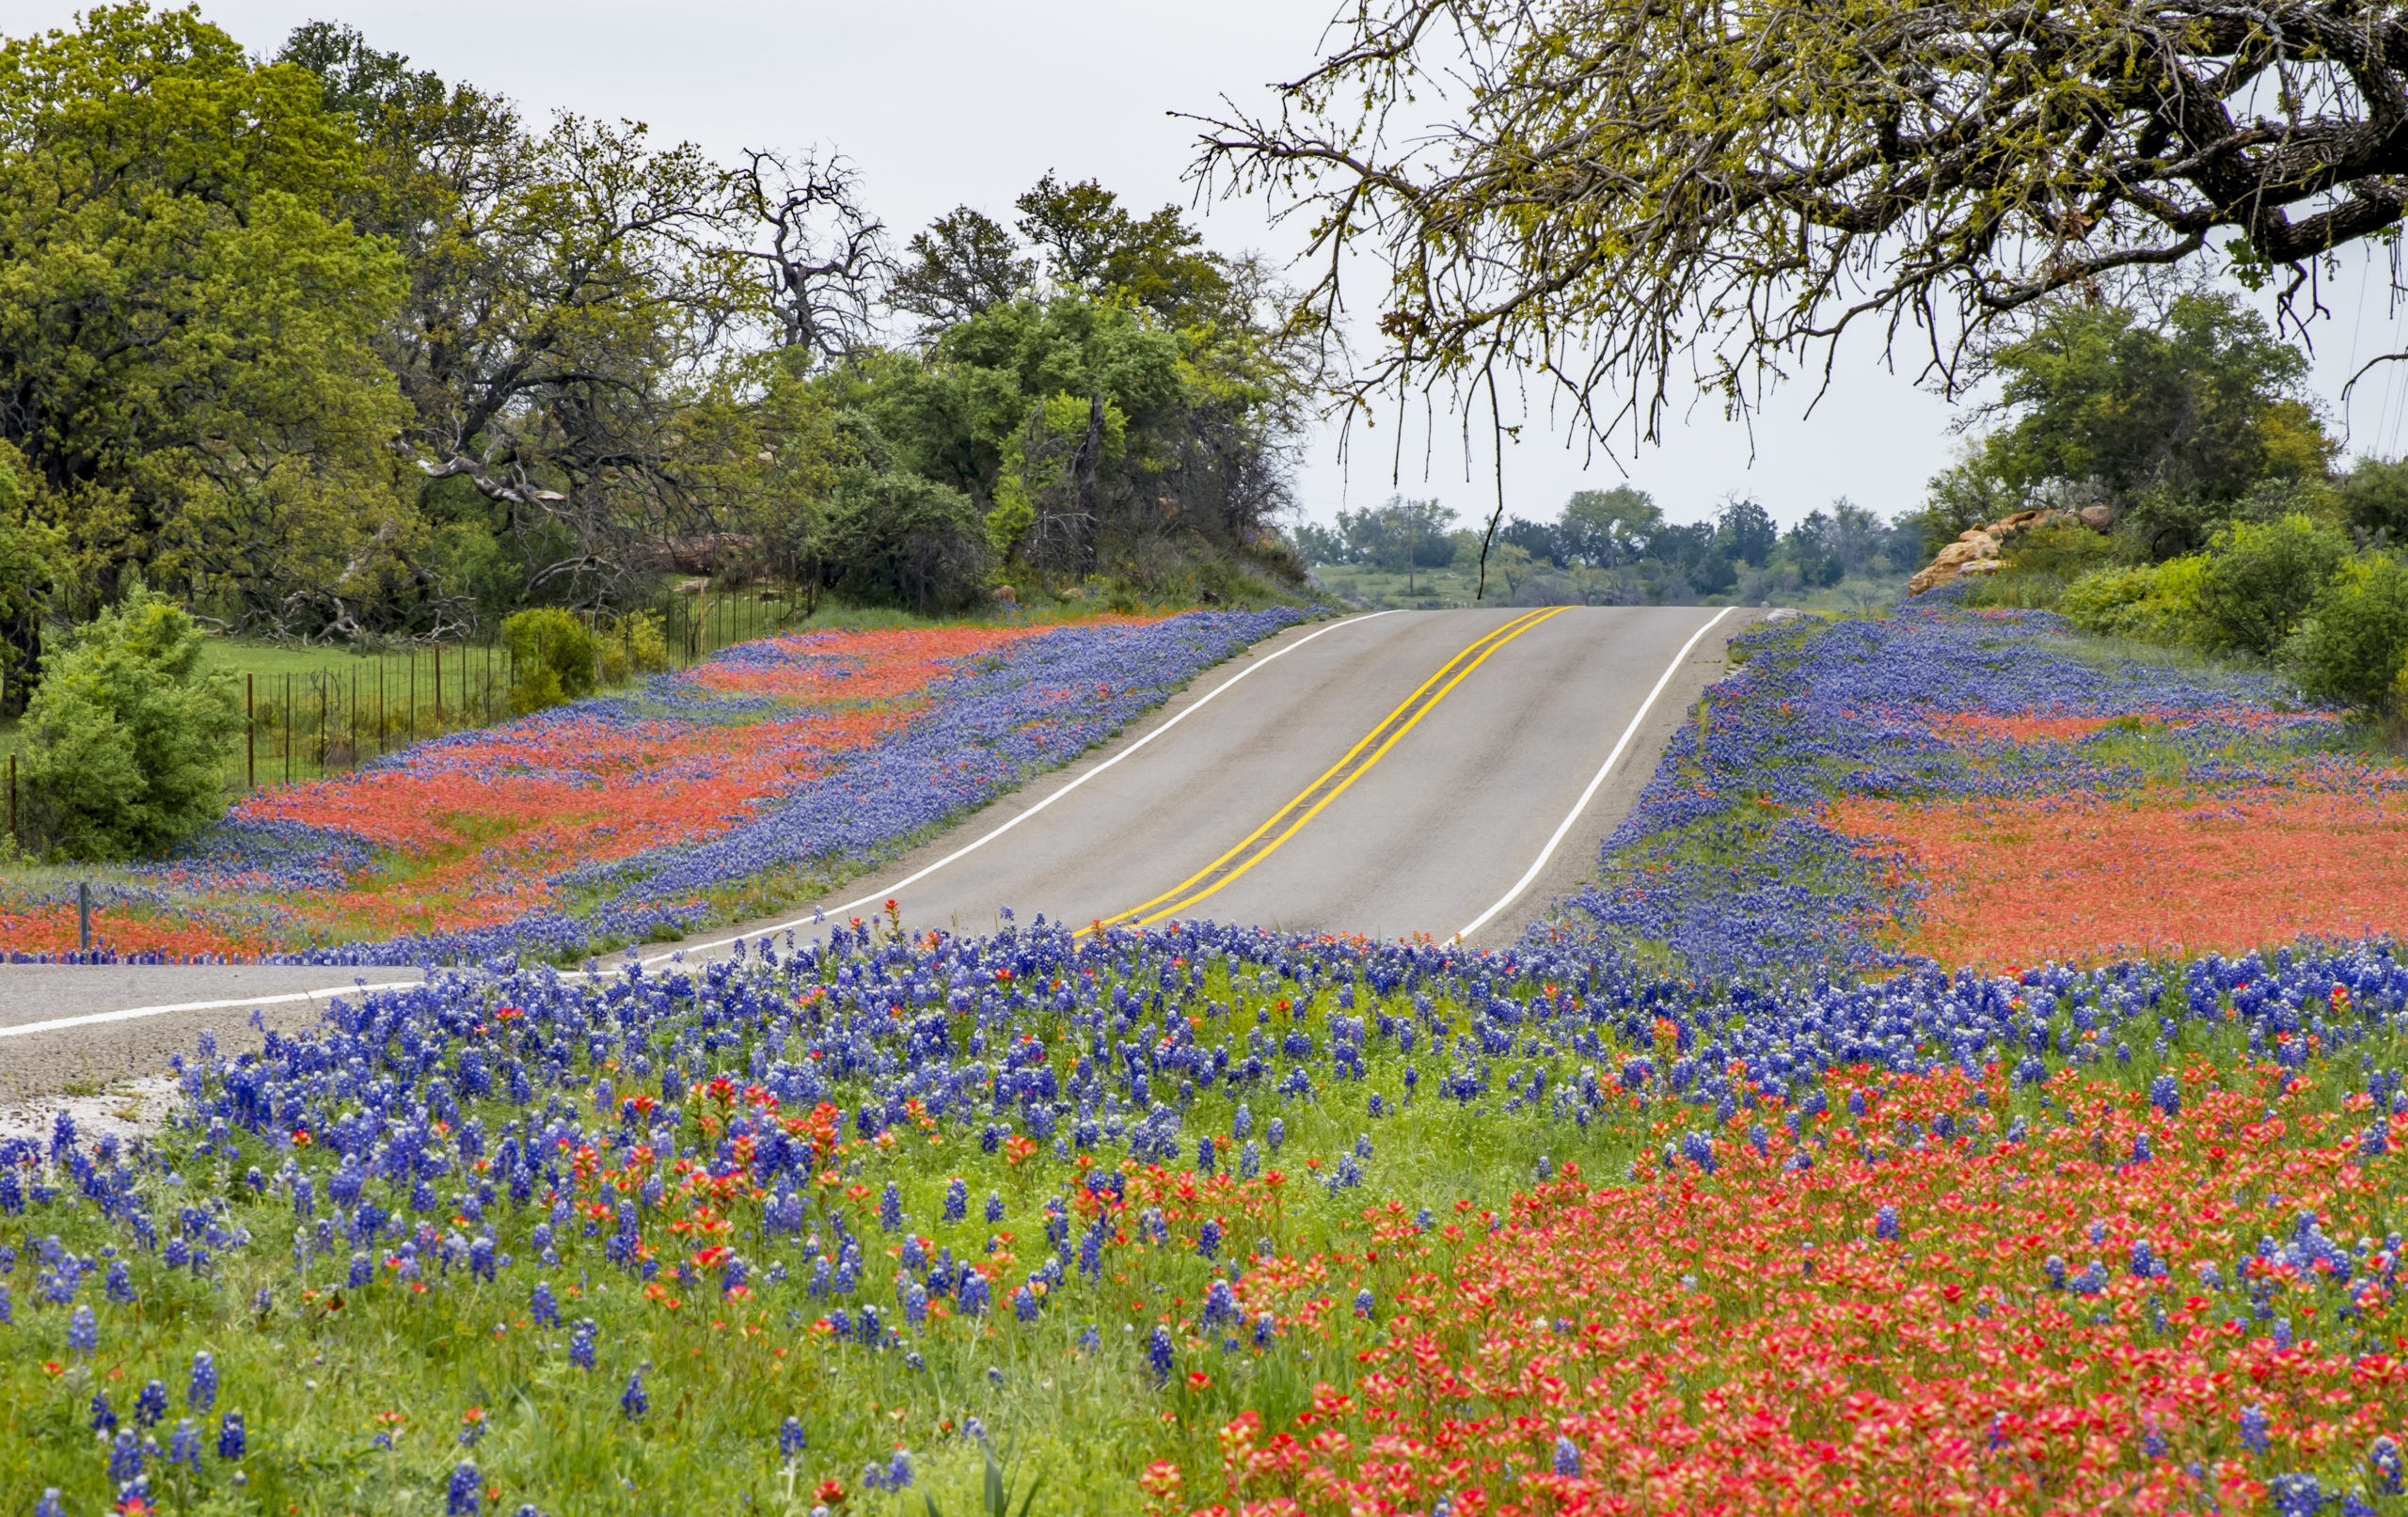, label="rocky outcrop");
[1907,506,2111,596]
